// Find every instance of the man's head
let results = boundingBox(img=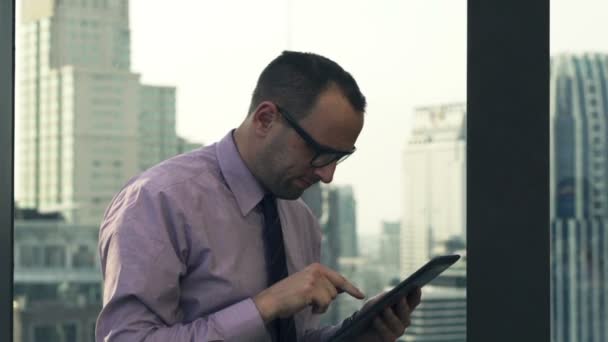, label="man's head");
[235,51,366,200]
